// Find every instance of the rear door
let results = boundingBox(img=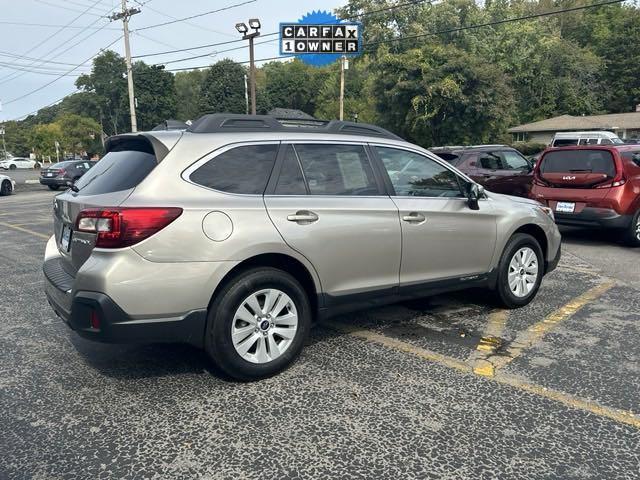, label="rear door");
[264,143,401,303]
[372,145,497,286]
[53,138,159,276]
